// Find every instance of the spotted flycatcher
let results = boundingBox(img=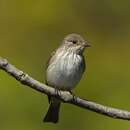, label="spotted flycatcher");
[44,33,90,123]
